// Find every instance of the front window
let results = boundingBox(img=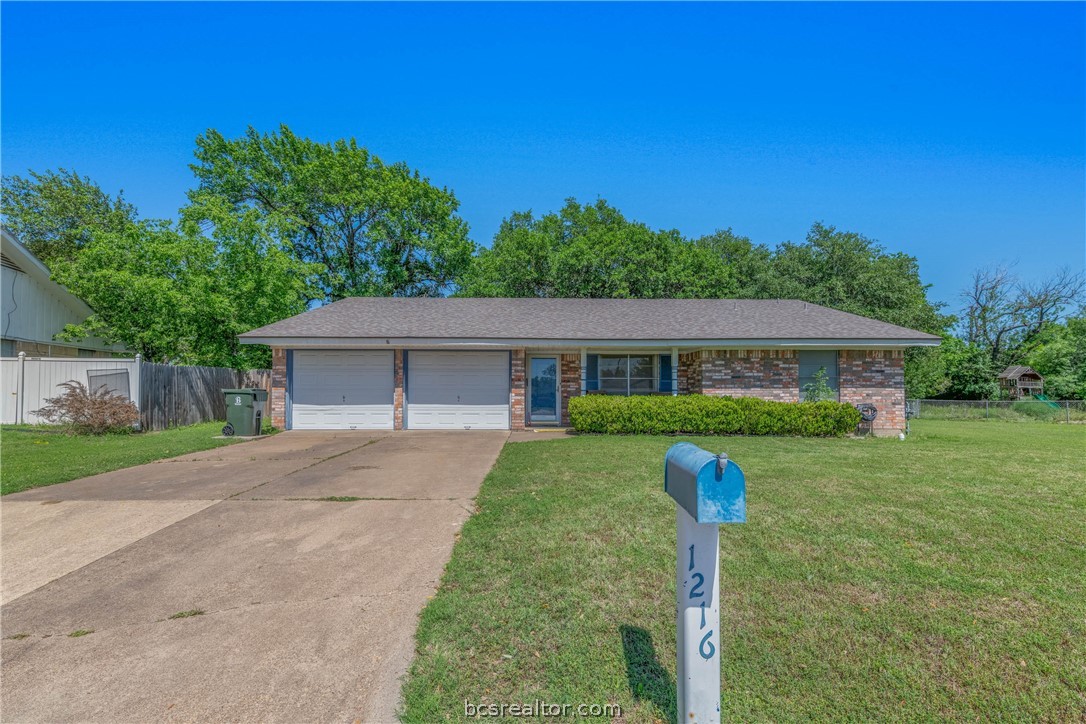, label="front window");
[798,350,839,401]
[598,354,657,395]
